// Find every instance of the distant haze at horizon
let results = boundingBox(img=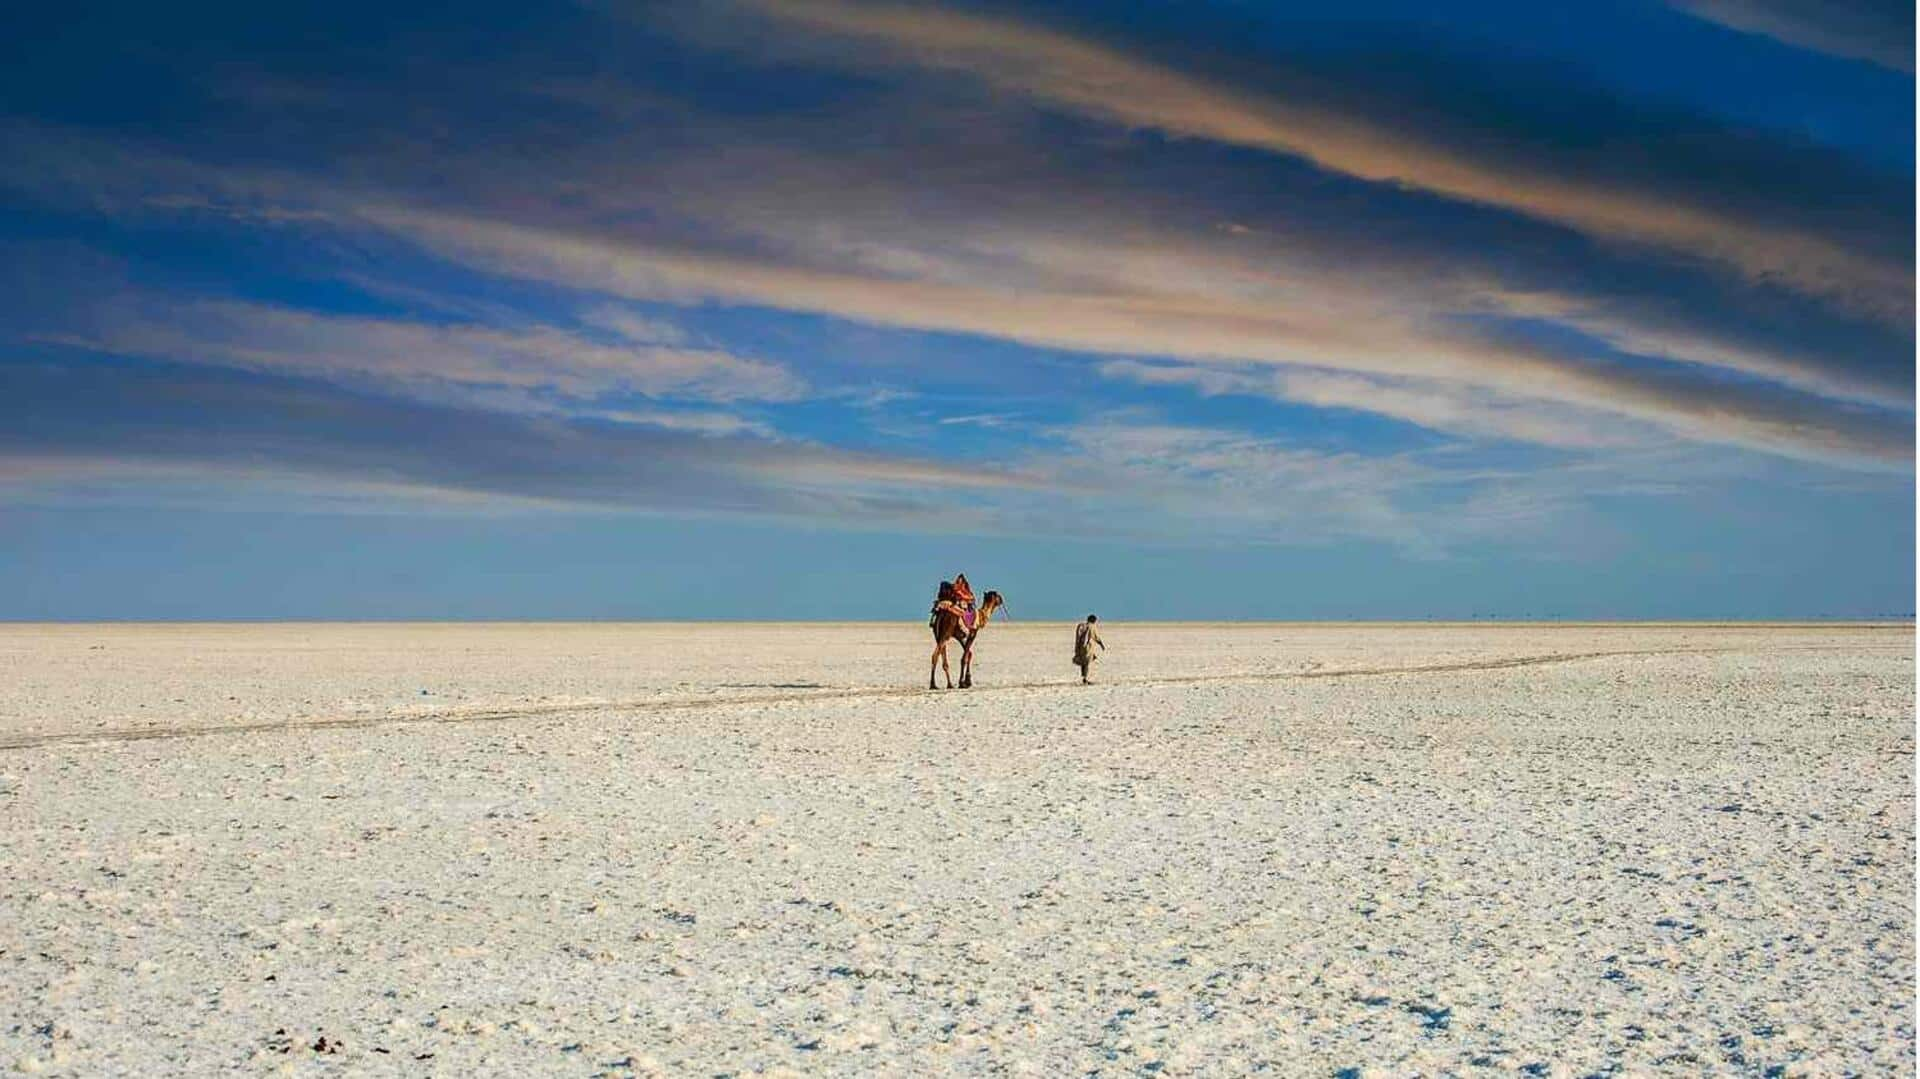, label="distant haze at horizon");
[0,1,1911,620]
[3,508,1909,622]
